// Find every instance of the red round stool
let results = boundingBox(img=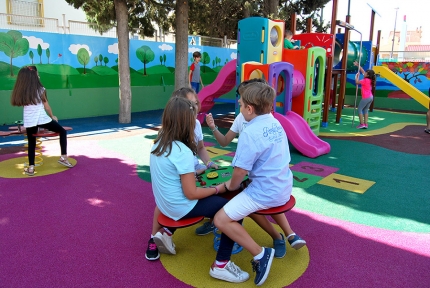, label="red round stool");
[254,195,296,215]
[157,213,204,229]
